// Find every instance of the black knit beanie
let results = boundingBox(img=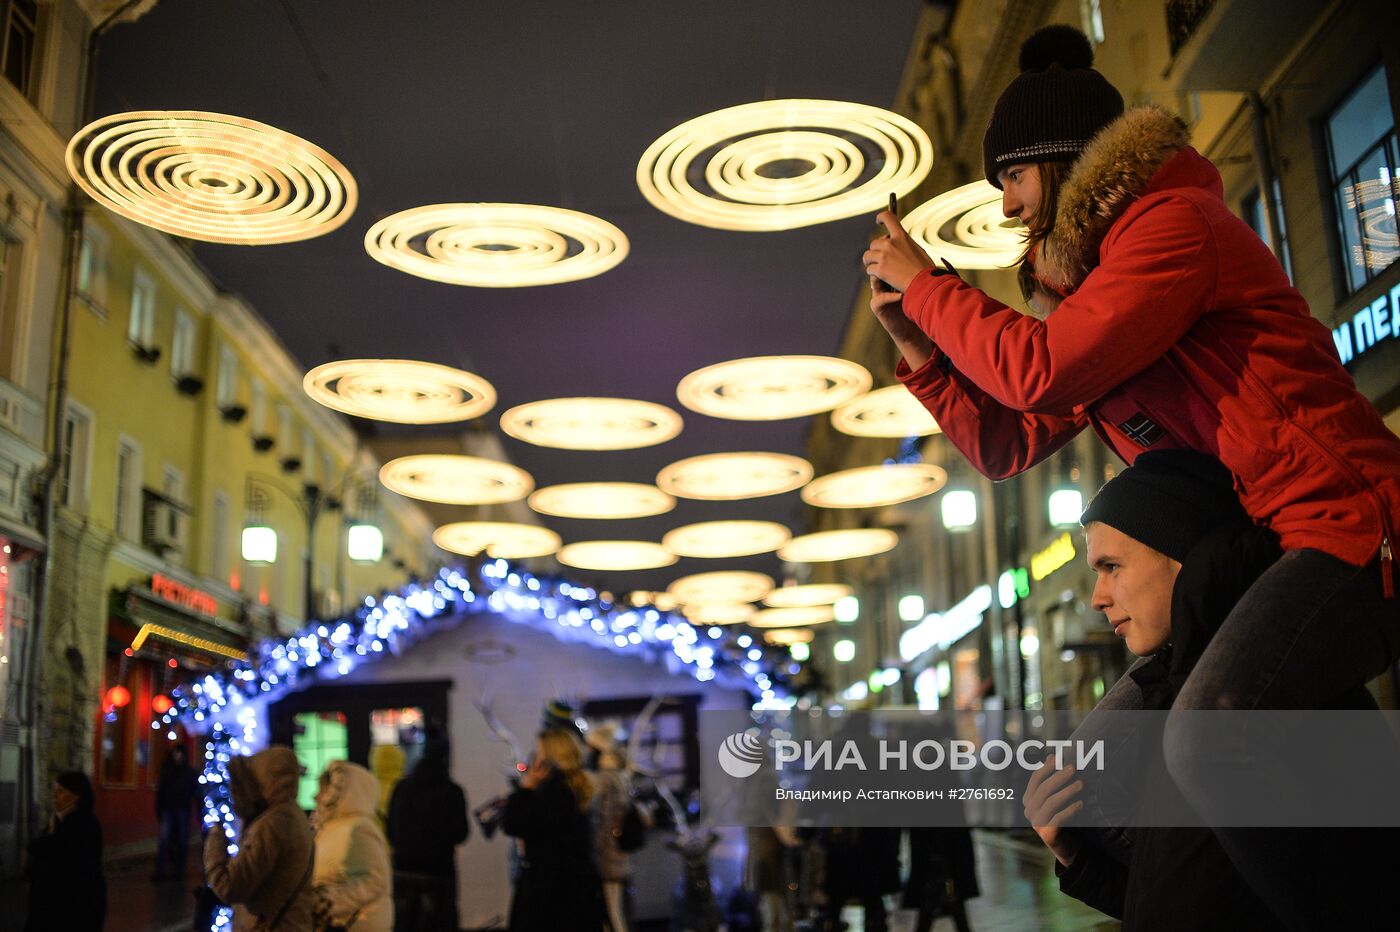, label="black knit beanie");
[983,24,1125,188]
[1080,451,1247,562]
